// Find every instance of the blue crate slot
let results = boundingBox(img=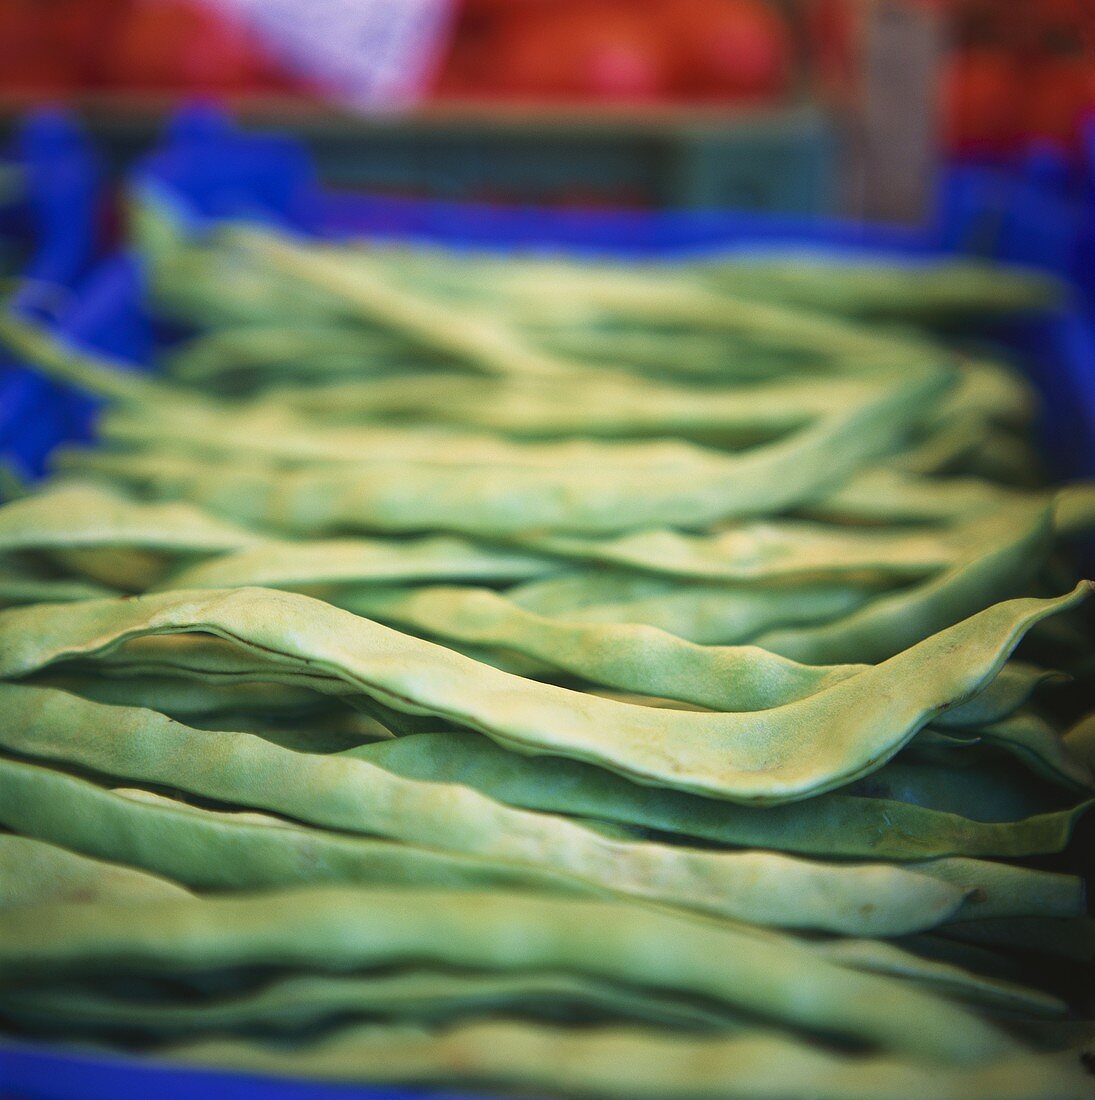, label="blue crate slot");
[0,1044,478,1100]
[0,110,108,481]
